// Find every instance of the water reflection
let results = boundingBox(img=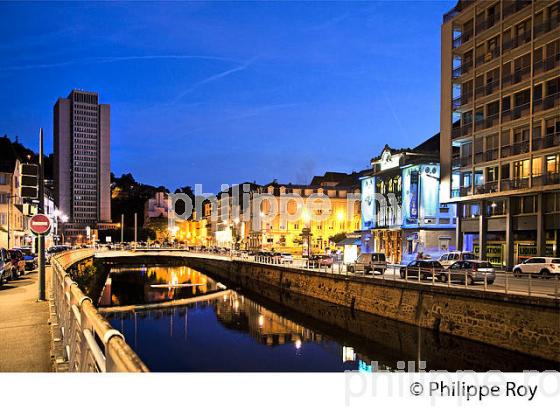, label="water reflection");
[108,291,367,372]
[103,264,559,372]
[99,265,221,307]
